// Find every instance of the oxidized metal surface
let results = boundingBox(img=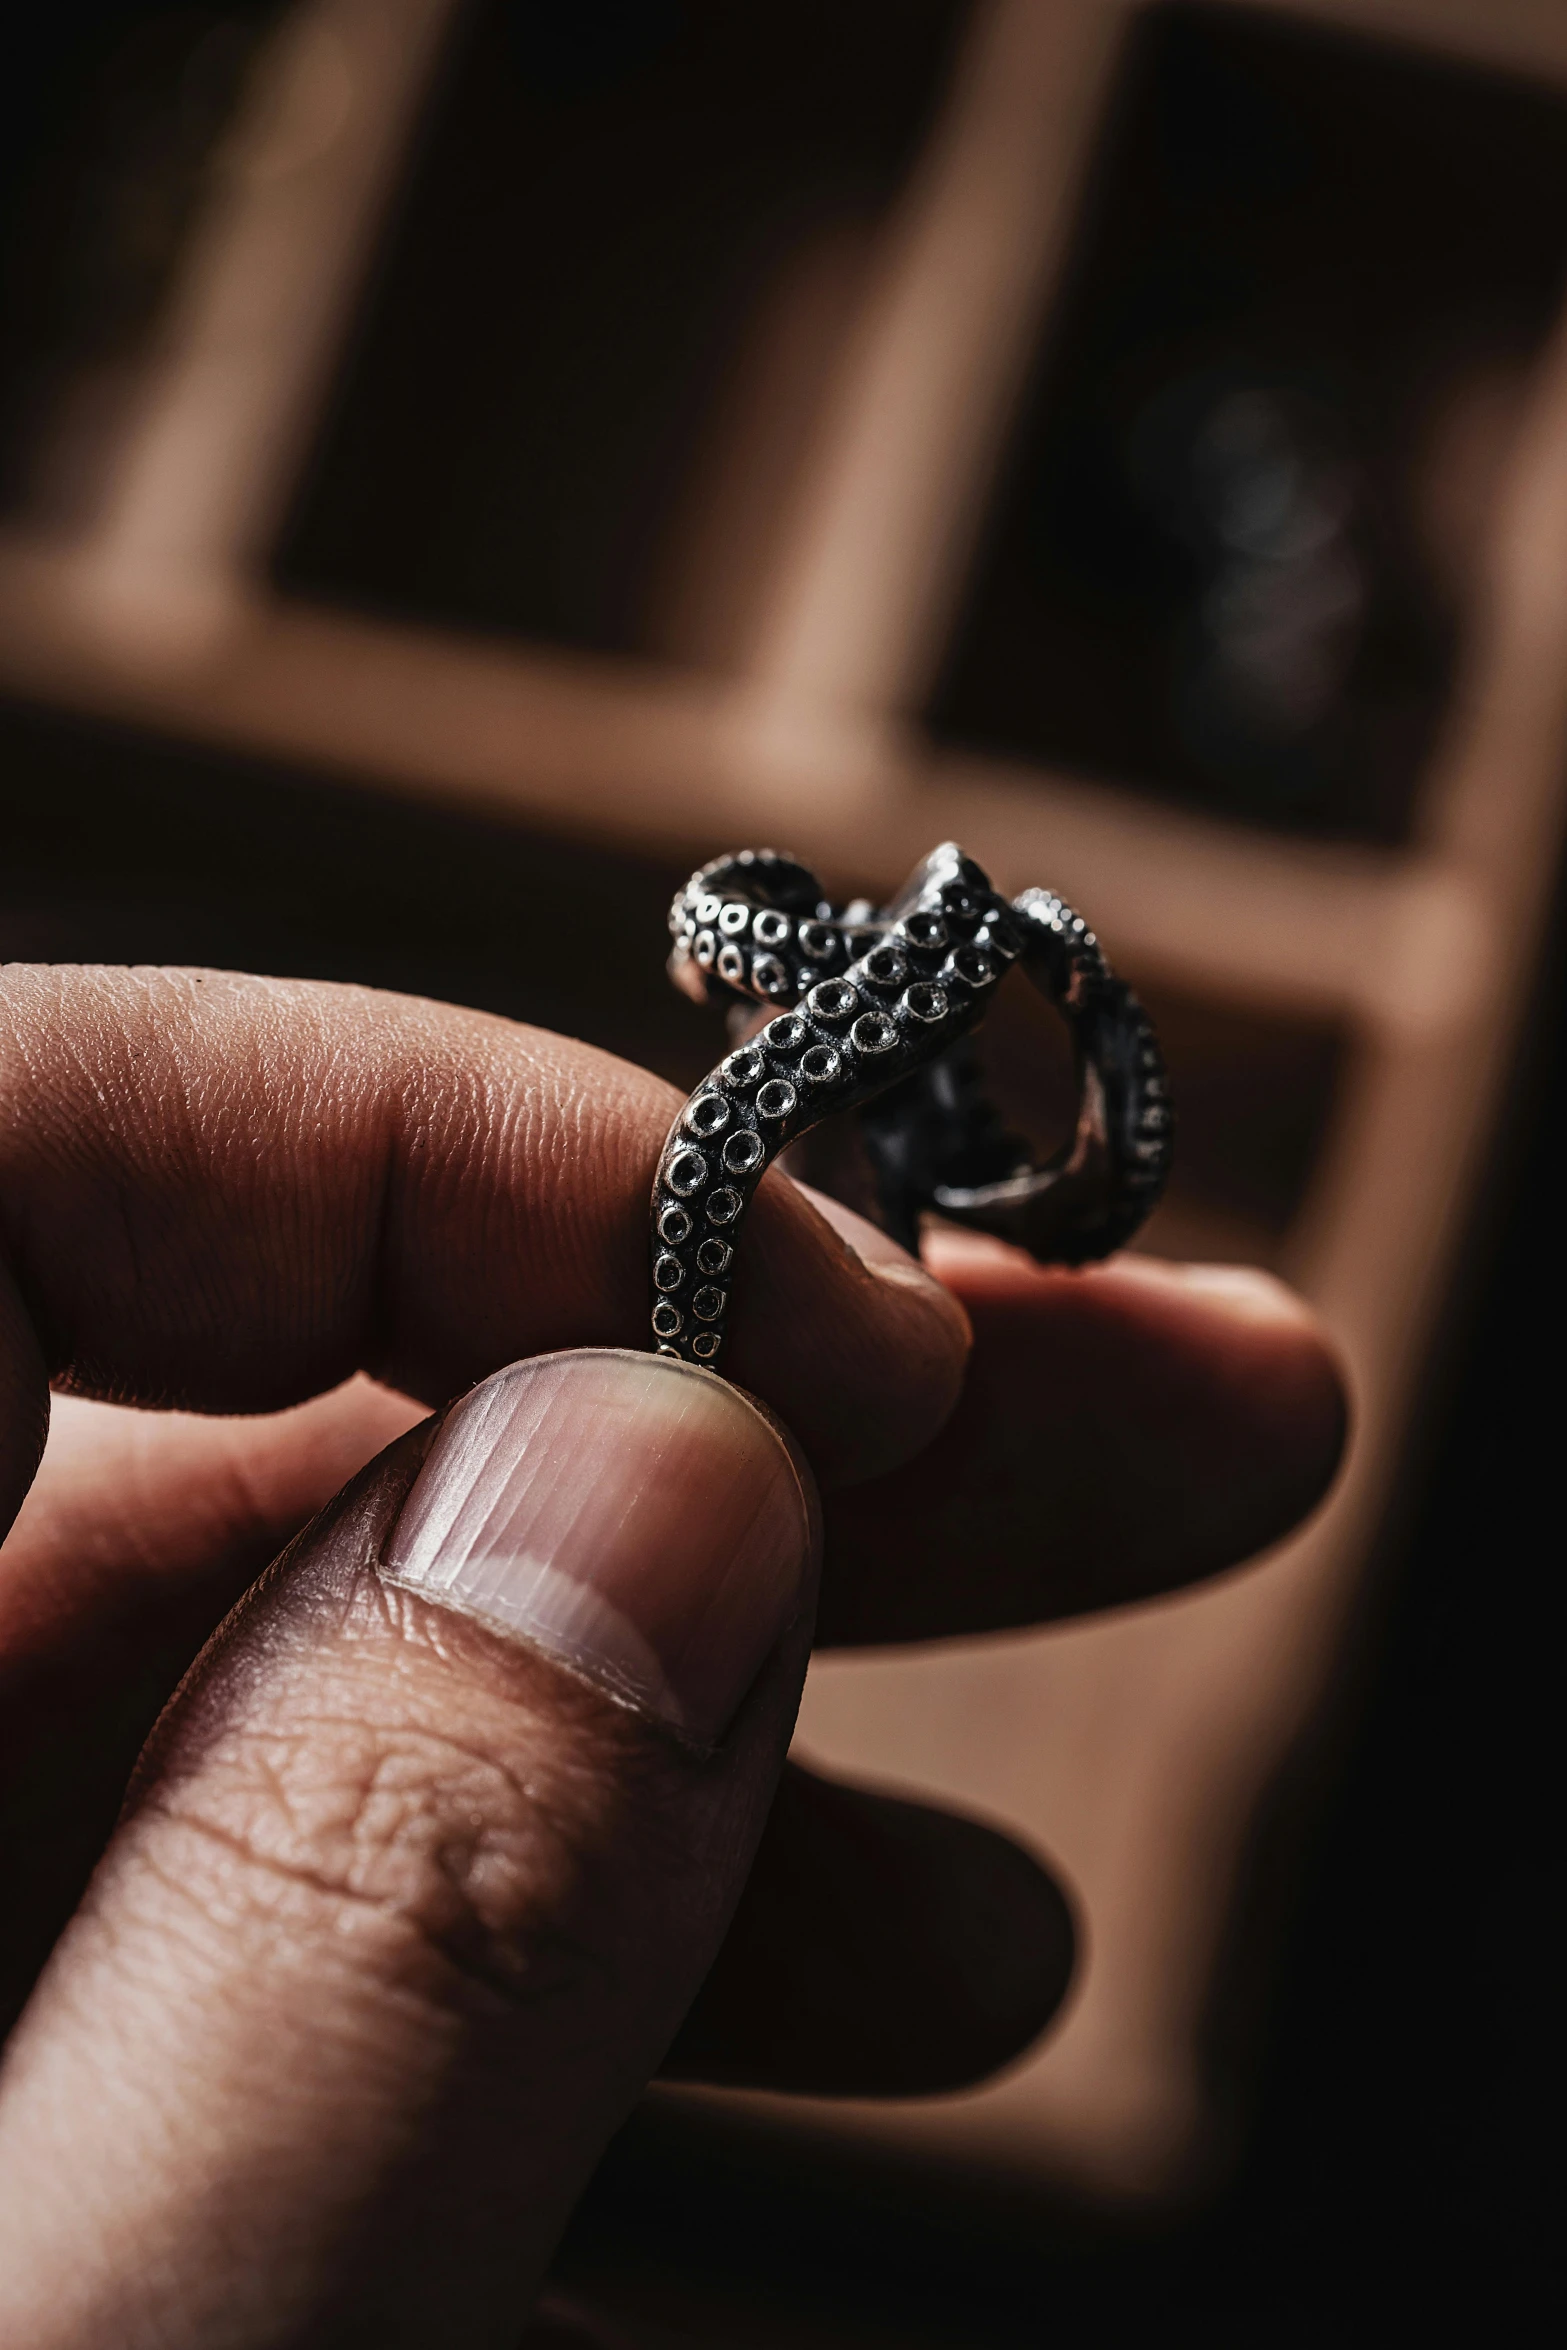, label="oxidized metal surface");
[650,843,1171,1370]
